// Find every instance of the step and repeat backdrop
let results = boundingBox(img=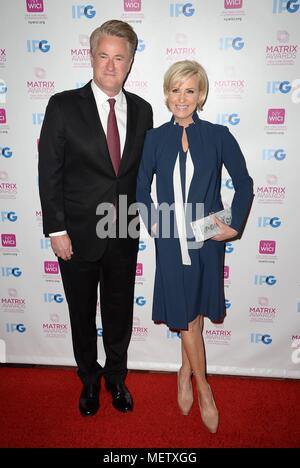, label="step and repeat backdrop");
[0,0,299,378]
